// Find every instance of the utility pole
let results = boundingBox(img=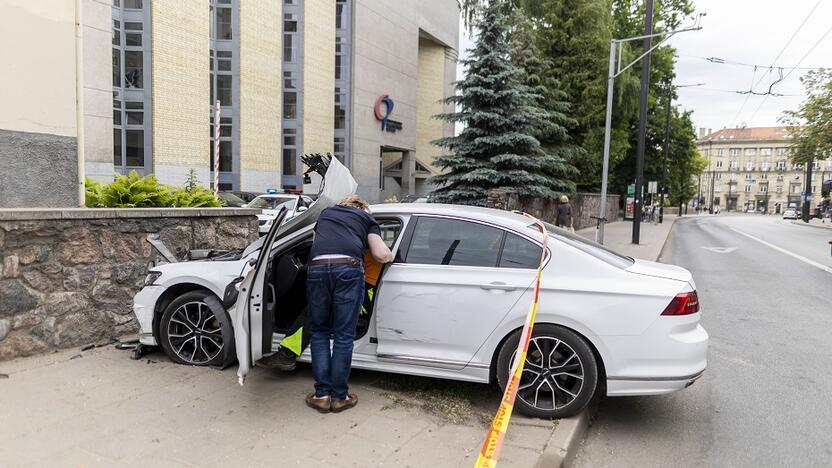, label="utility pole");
[696,172,703,214]
[803,159,814,222]
[632,0,654,245]
[594,14,703,244]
